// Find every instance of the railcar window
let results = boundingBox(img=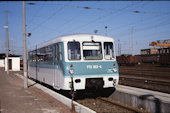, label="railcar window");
[104,42,115,60]
[44,46,53,61]
[35,46,53,62]
[55,44,58,61]
[59,43,62,61]
[28,52,33,62]
[68,42,81,60]
[37,49,44,61]
[56,43,60,62]
[83,42,102,60]
[32,50,36,62]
